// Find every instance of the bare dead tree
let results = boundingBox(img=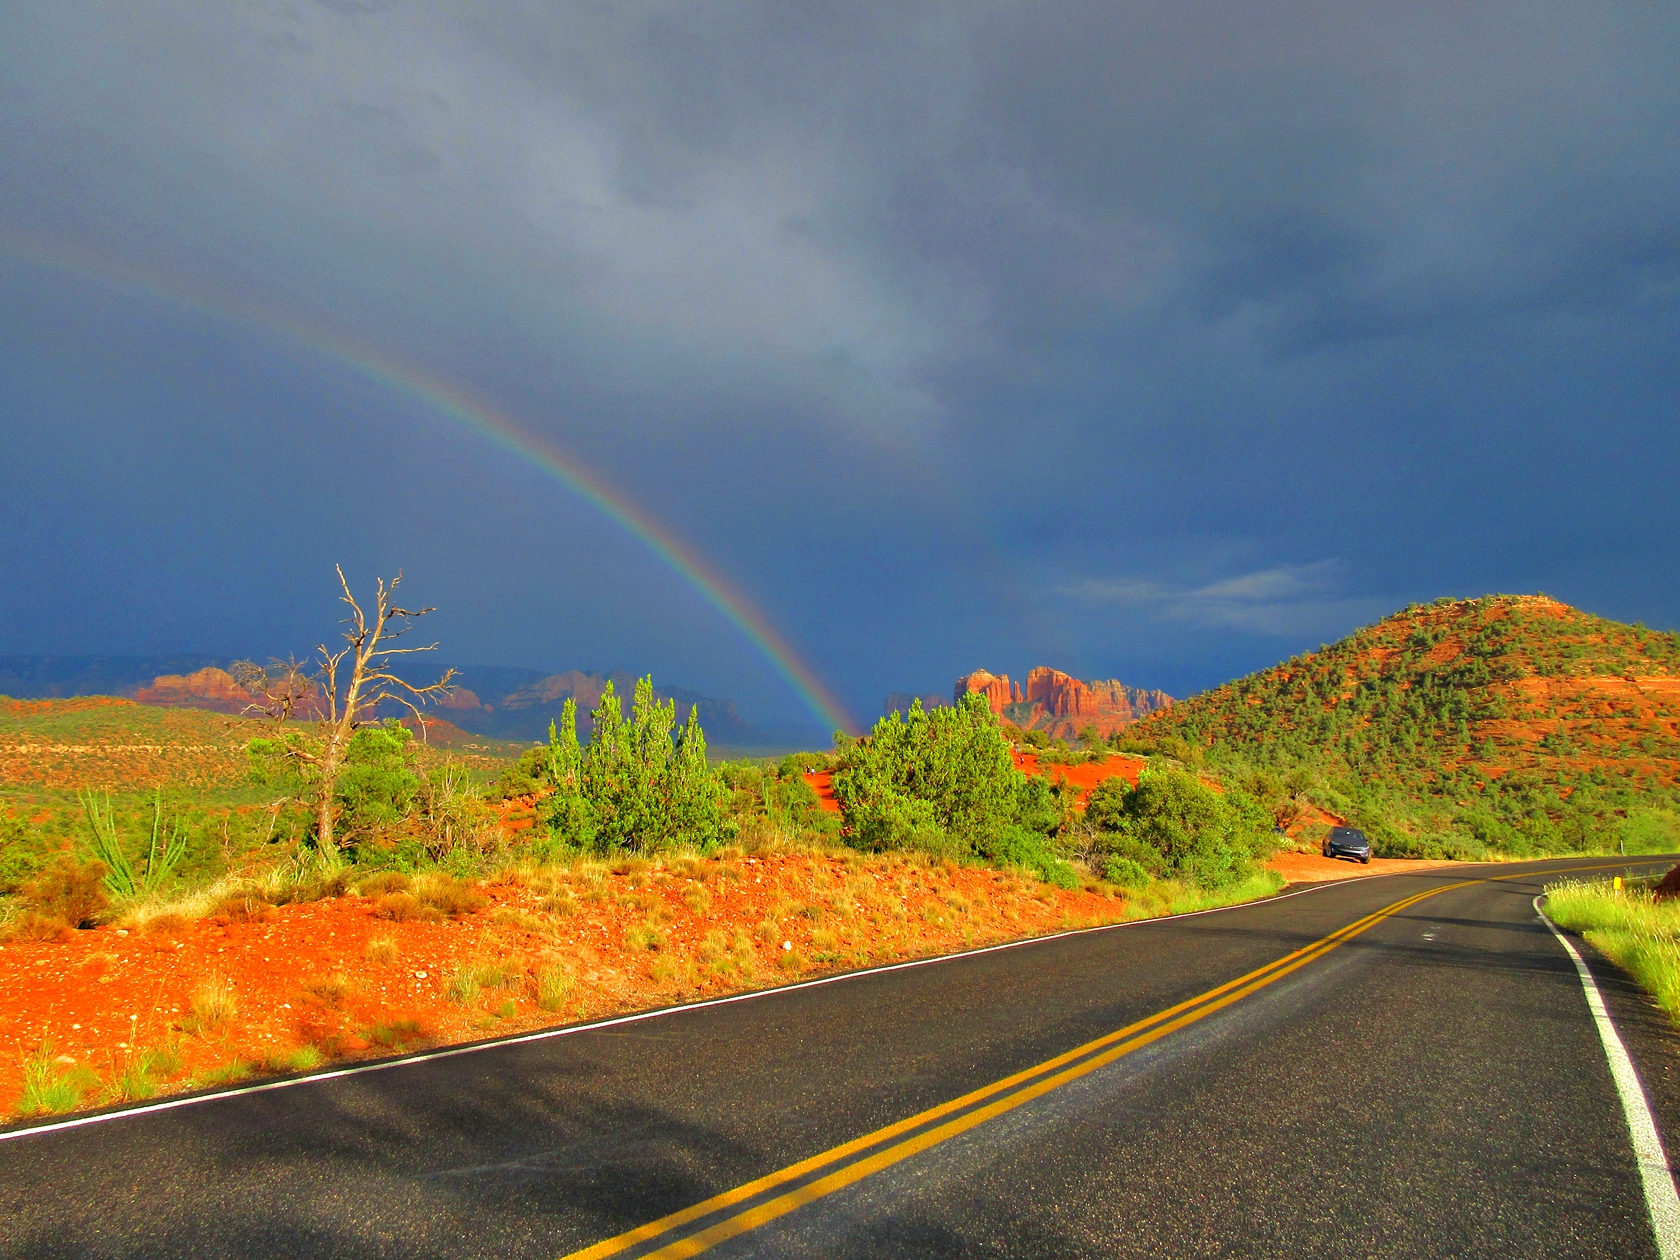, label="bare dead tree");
[230,655,318,723]
[244,567,456,858]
